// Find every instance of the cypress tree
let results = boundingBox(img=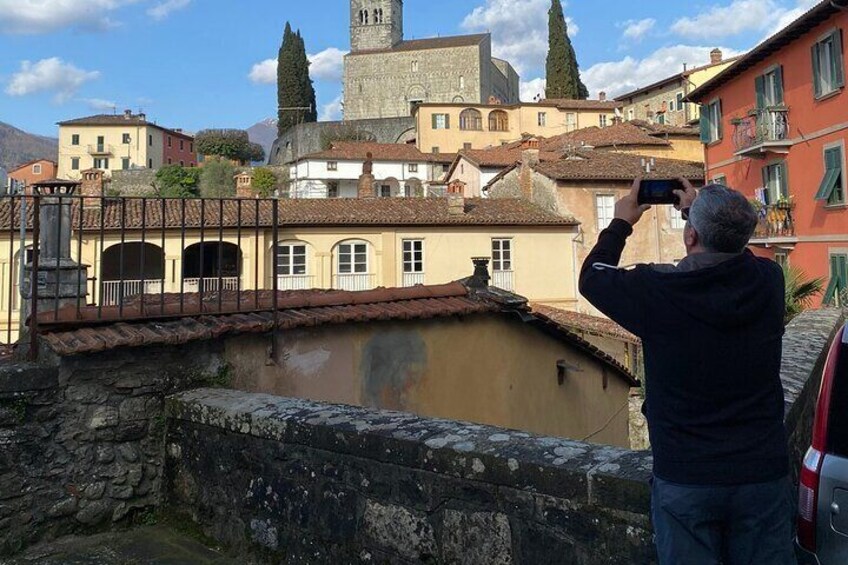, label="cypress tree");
[277,23,318,136]
[545,0,589,100]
